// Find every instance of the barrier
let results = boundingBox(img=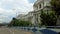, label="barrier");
[10,26,60,33]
